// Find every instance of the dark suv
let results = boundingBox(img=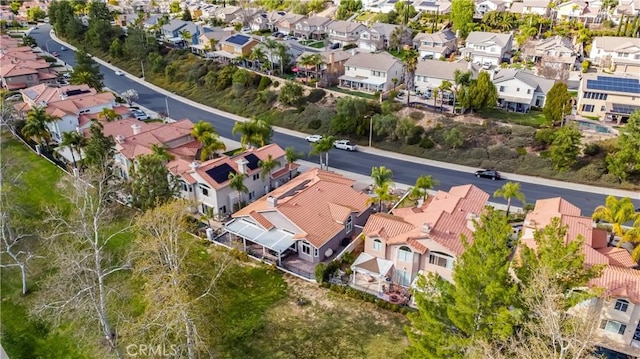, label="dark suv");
[475,169,501,180]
